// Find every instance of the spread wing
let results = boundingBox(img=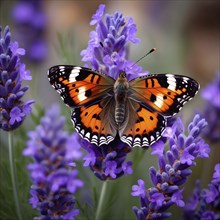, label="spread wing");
[48,65,115,107]
[48,65,117,146]
[119,99,166,148]
[129,74,199,116]
[72,96,117,146]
